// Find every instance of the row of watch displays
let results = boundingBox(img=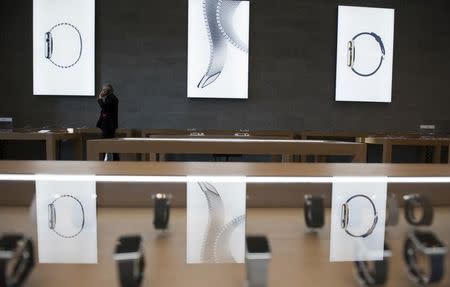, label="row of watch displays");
[305,193,447,285]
